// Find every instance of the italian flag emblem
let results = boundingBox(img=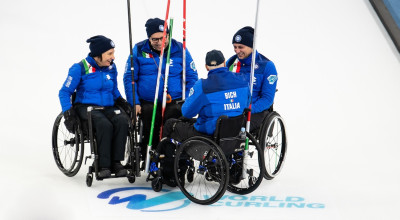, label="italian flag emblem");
[229,58,241,73]
[82,59,96,74]
[142,52,154,58]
